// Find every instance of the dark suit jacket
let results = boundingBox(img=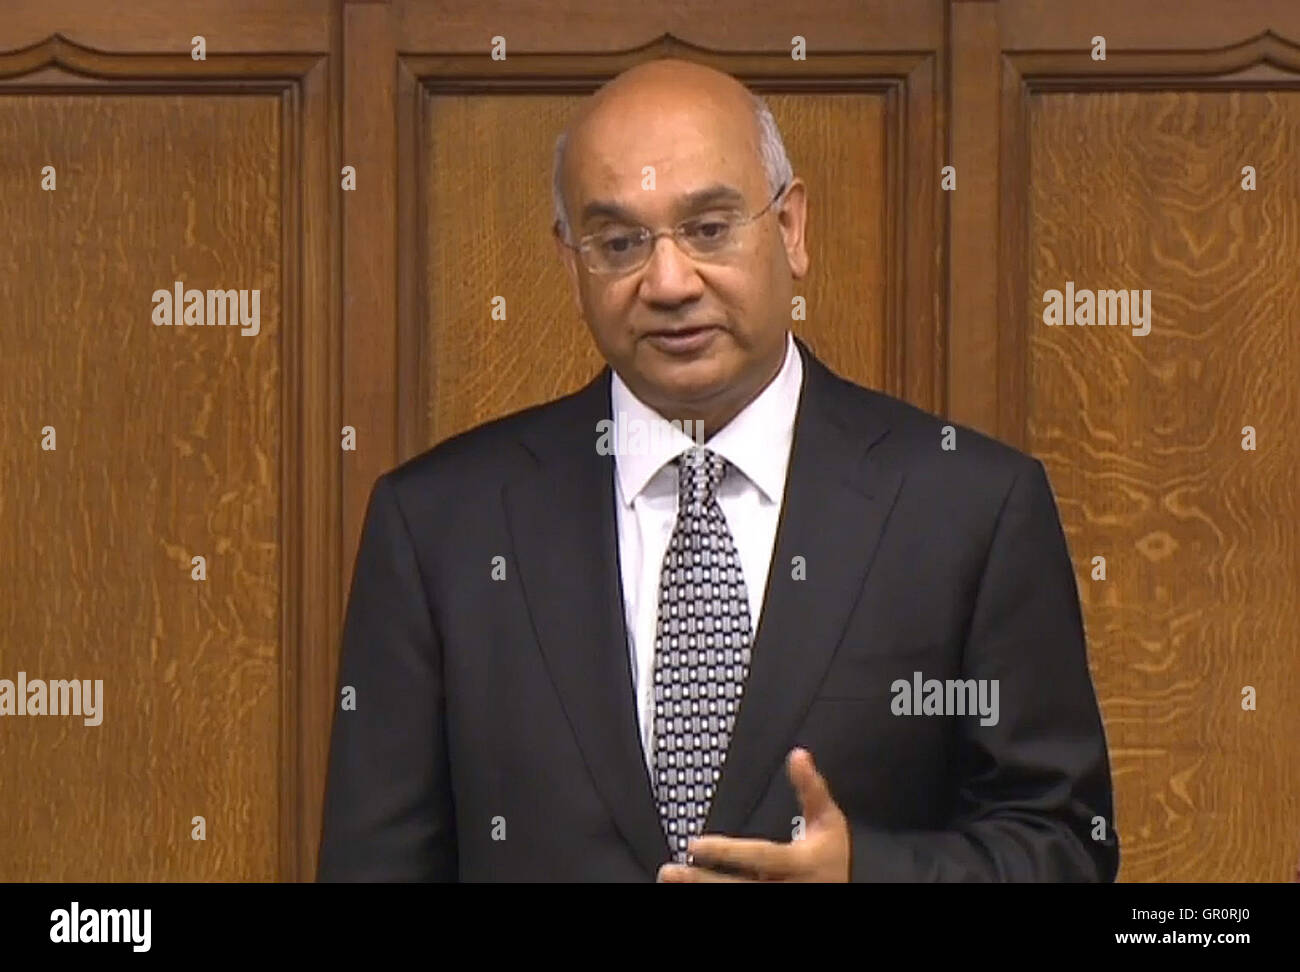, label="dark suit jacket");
[317,338,1119,881]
